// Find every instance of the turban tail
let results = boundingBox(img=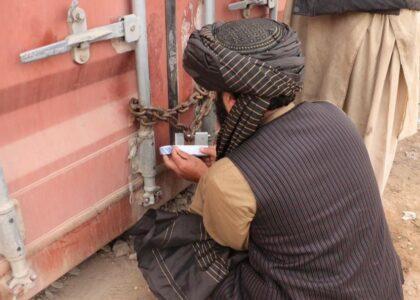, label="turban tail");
[183,19,304,159]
